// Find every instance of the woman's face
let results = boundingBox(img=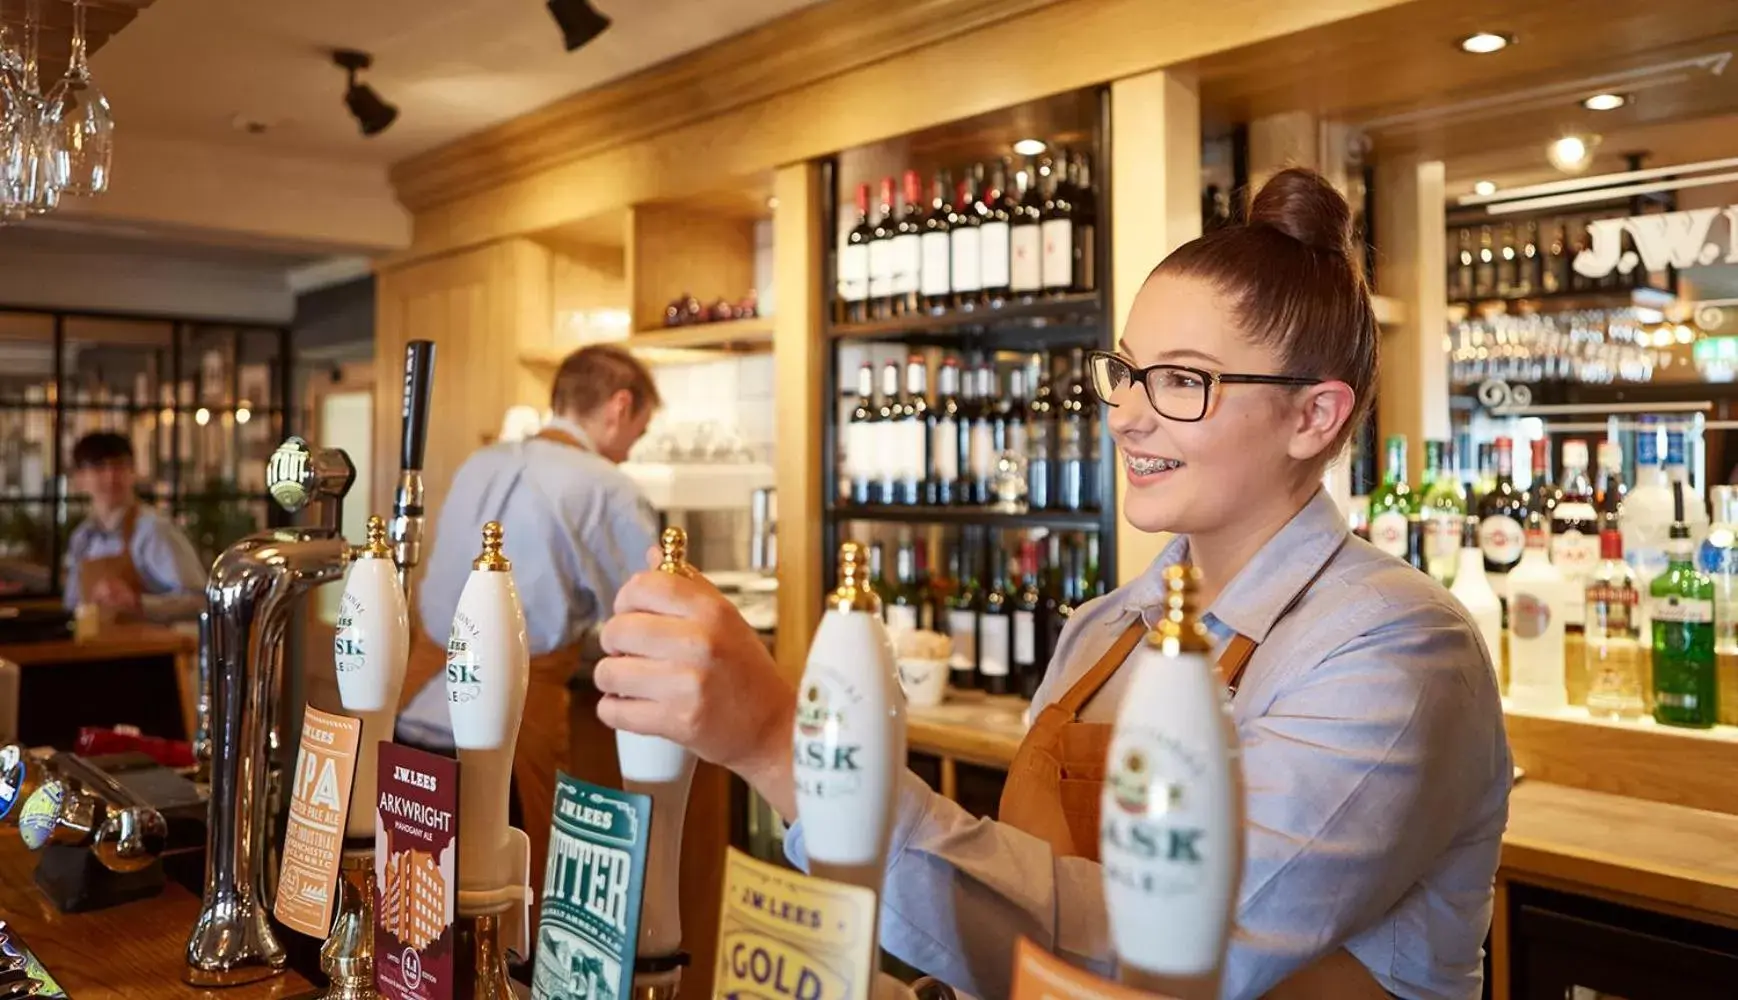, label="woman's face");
[1109,273,1335,536]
